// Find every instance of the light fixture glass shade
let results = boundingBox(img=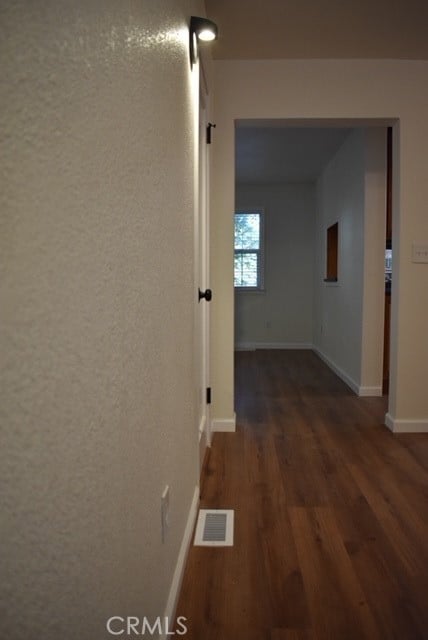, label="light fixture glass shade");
[198,29,216,42]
